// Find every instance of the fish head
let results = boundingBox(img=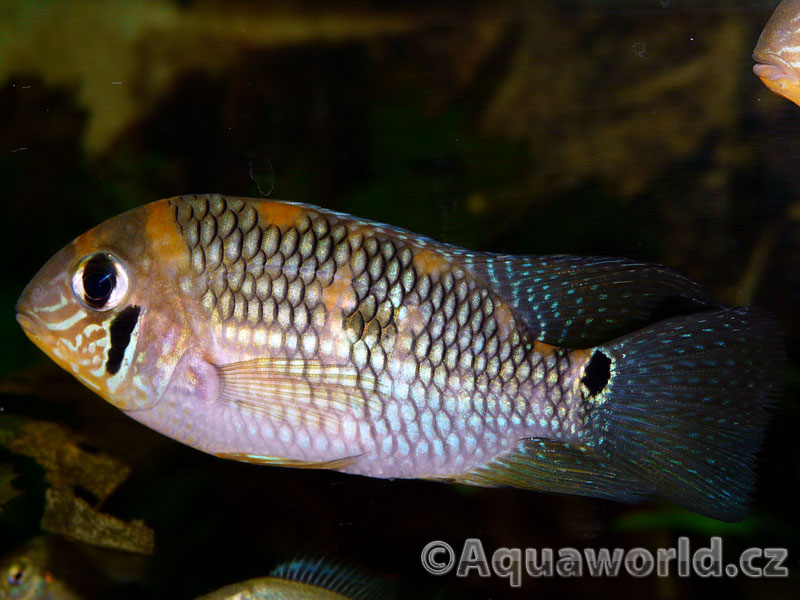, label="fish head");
[753,0,800,107]
[16,201,191,412]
